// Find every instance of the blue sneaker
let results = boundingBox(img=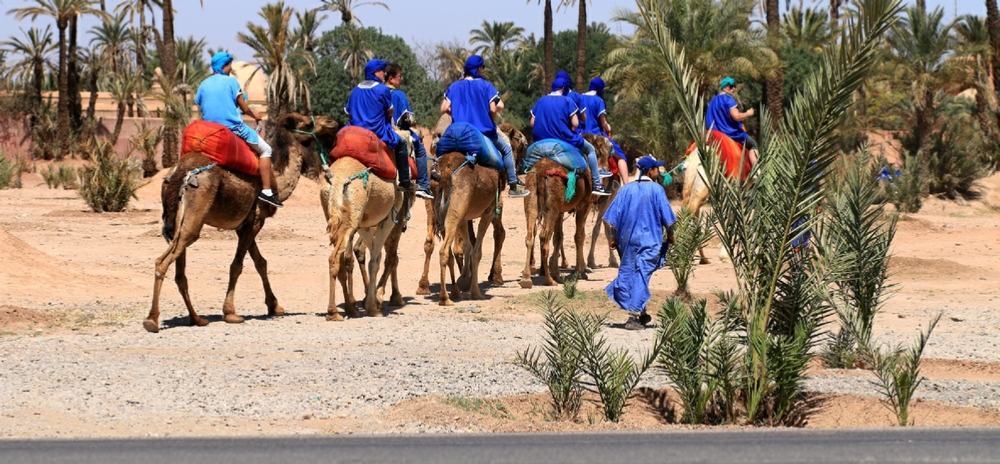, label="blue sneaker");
[598,169,614,179]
